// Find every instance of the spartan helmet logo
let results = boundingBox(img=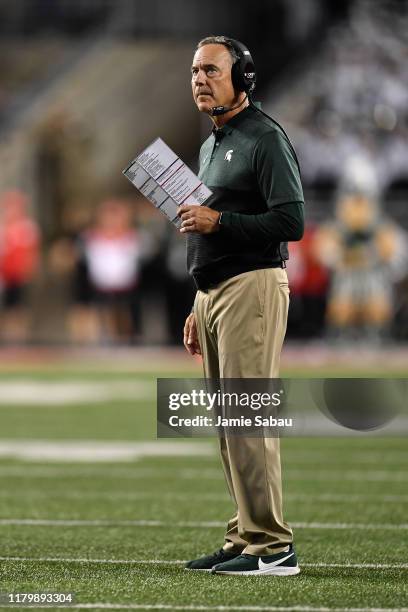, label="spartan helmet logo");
[225,149,234,162]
